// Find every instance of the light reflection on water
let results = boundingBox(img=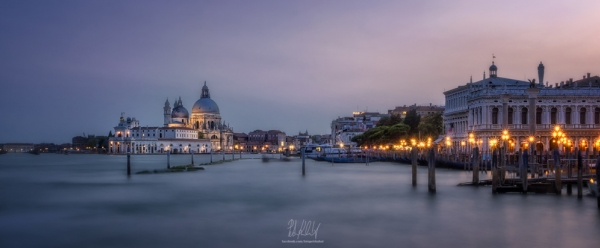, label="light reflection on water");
[0,153,599,247]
